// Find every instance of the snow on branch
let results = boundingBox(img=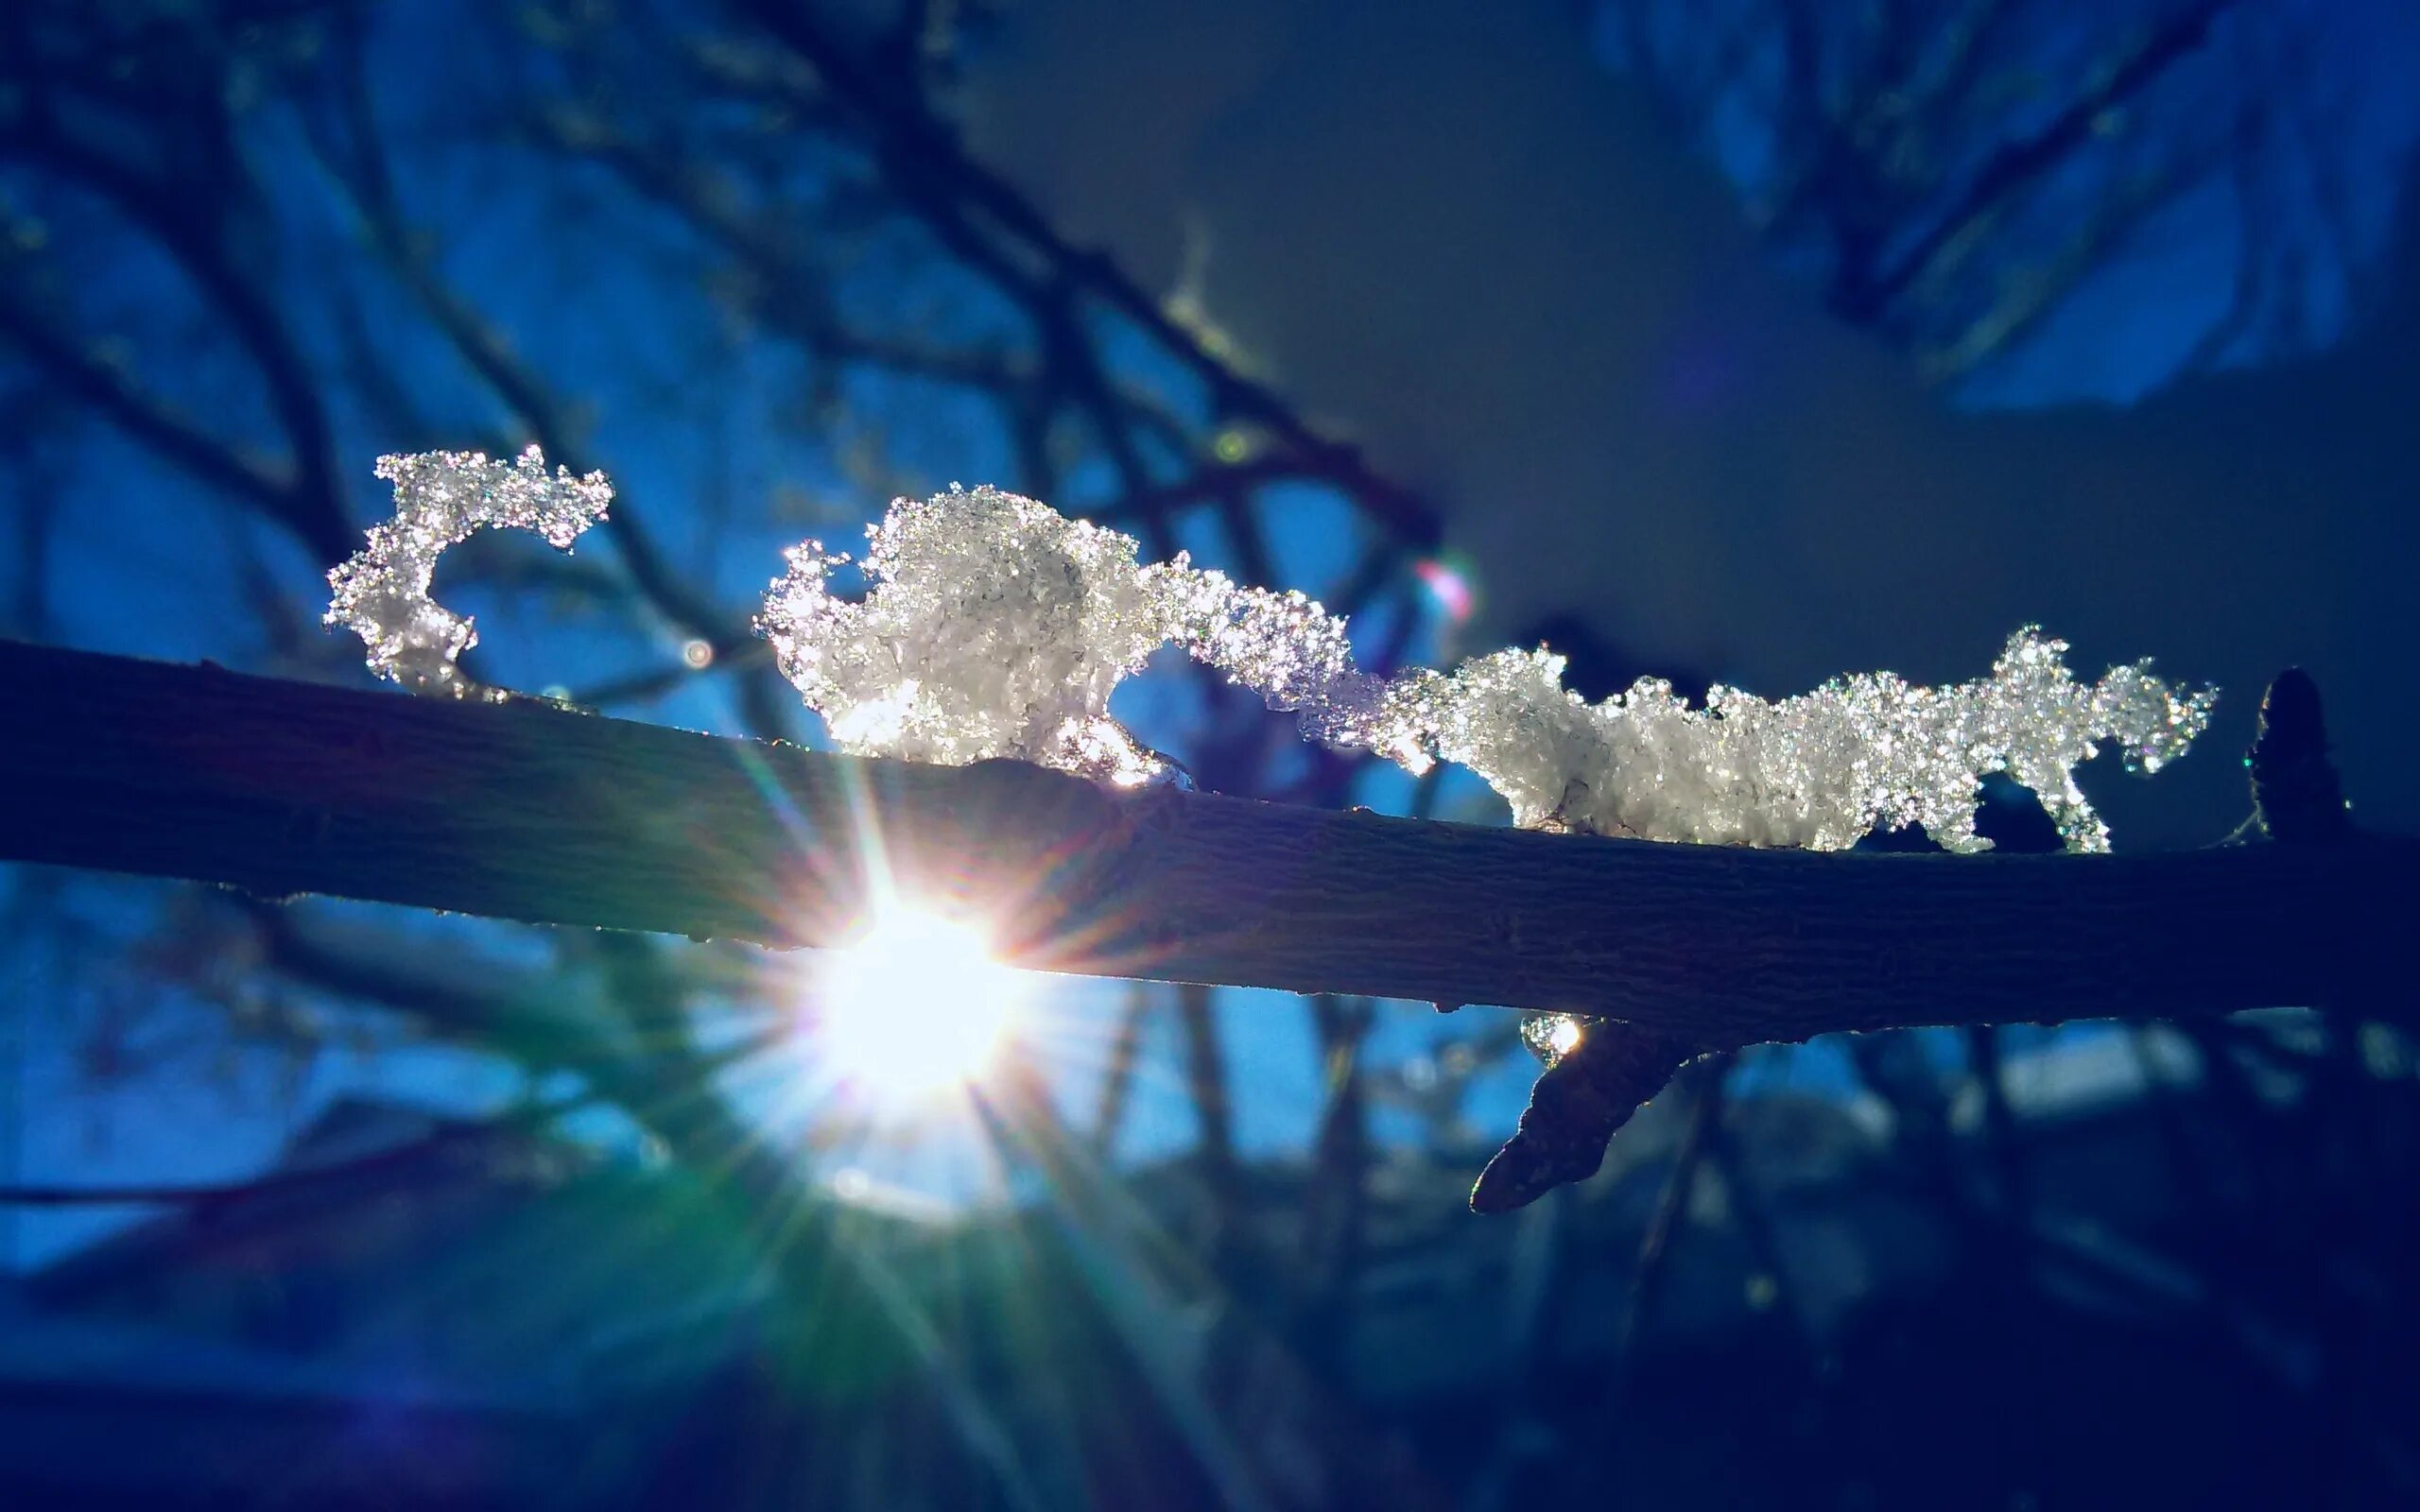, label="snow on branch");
[319,455,2221,1208]
[327,455,2211,854]
[746,484,2215,1204]
[9,637,2396,1046]
[326,446,612,700]
[754,485,2215,856]
[8,640,2402,1210]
